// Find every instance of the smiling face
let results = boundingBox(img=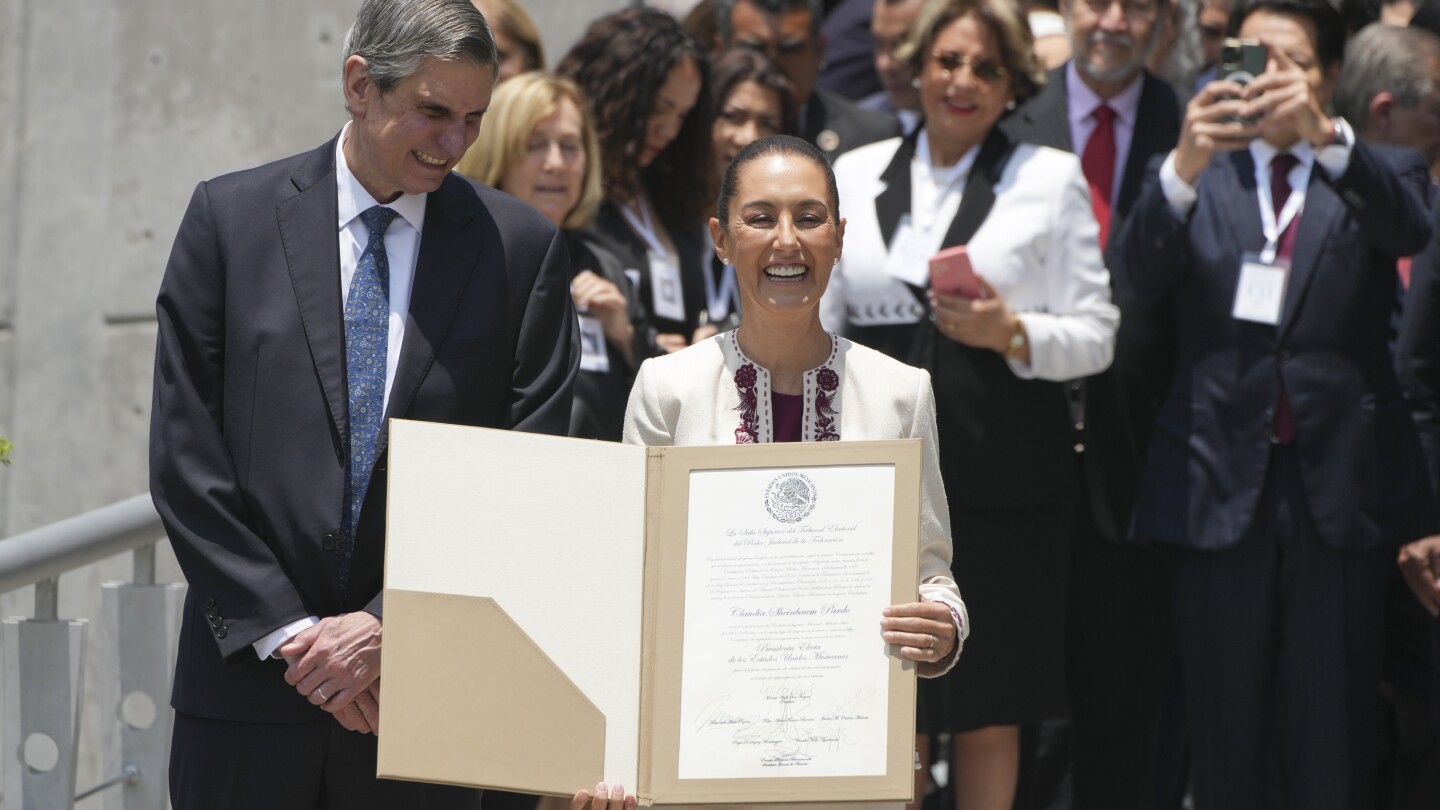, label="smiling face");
[712,153,844,323]
[919,13,1014,164]
[343,55,495,202]
[713,80,785,179]
[501,97,586,227]
[1065,0,1162,89]
[641,57,703,167]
